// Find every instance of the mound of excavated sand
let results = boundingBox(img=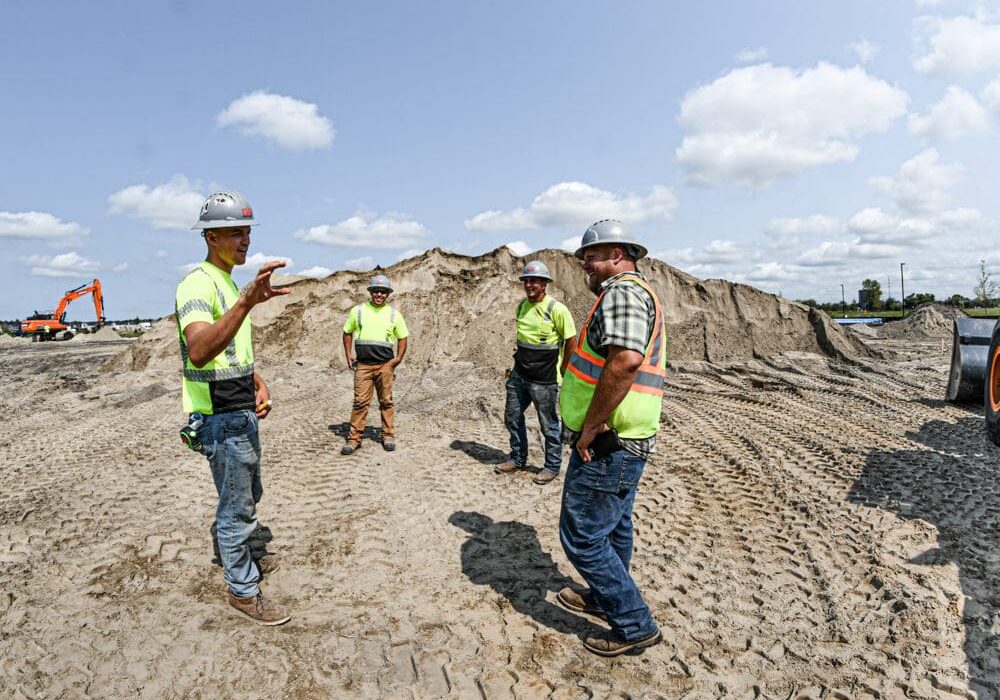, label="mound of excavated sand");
[881,303,958,340]
[77,326,124,342]
[0,333,23,346]
[109,247,871,376]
